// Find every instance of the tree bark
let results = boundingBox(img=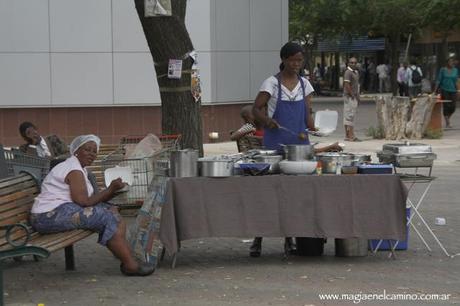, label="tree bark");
[406,96,436,139]
[134,0,203,155]
[375,96,410,140]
